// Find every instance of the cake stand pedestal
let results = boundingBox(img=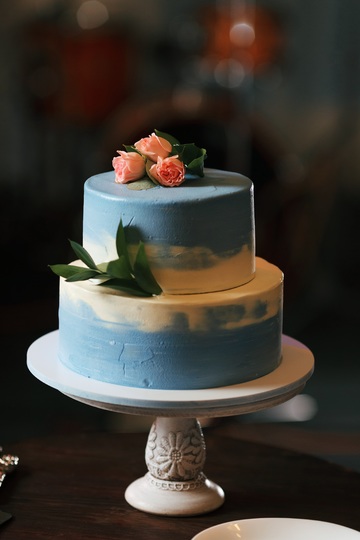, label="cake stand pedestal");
[27,332,314,516]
